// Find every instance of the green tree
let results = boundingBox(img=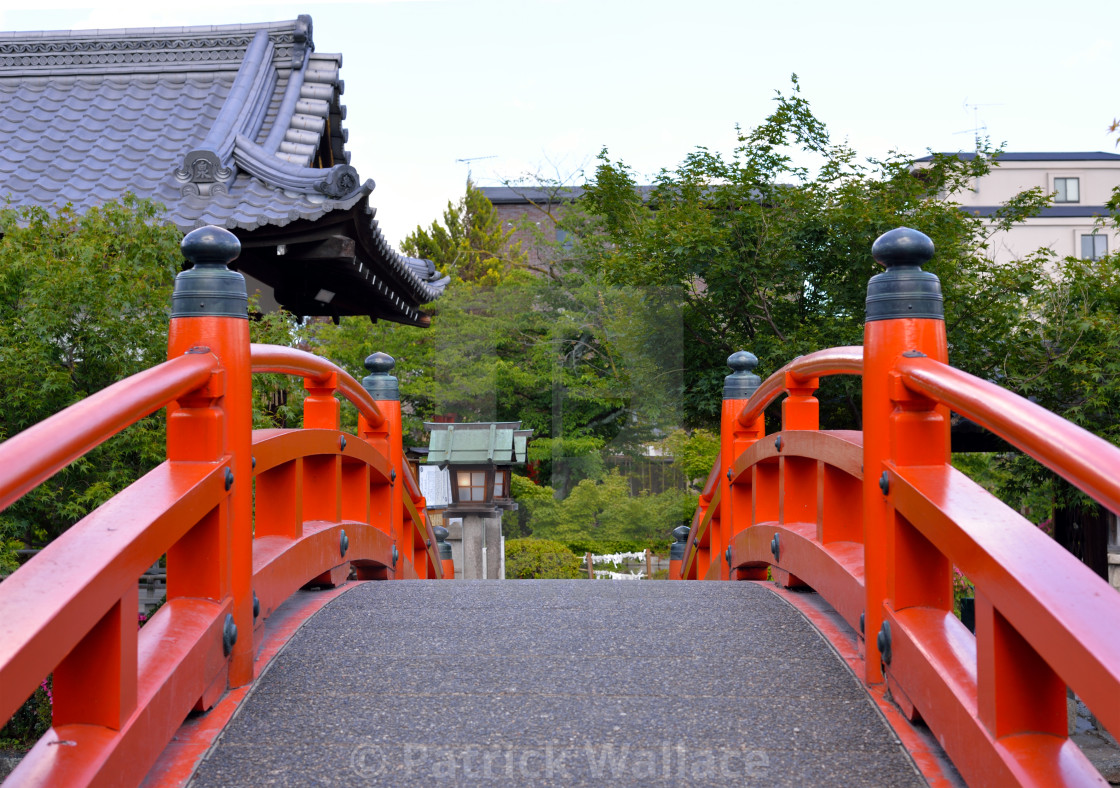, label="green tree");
[520,469,691,553]
[578,76,1049,430]
[0,198,182,559]
[0,199,313,574]
[310,186,683,498]
[960,249,1120,528]
[310,184,702,551]
[570,78,1120,562]
[402,180,528,284]
[658,428,720,490]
